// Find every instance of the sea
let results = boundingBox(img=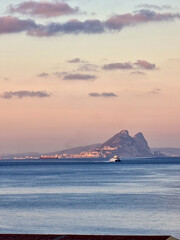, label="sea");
[0,157,180,238]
